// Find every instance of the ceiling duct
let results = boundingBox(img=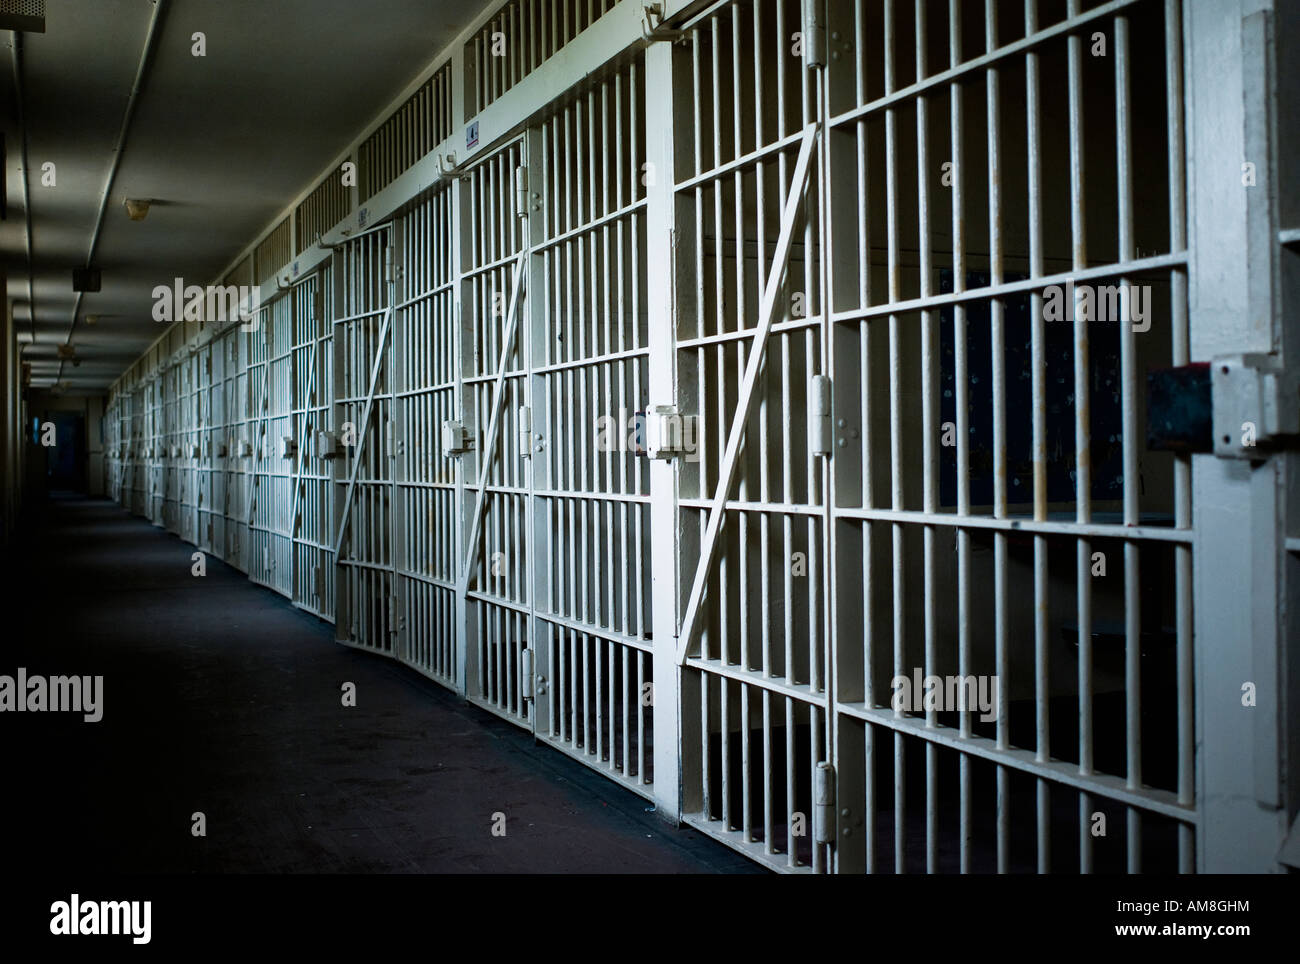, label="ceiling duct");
[0,1,45,33]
